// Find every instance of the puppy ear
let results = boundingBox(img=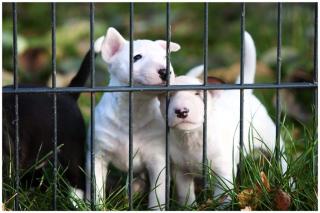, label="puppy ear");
[155,40,181,52]
[94,36,105,53]
[207,76,225,96]
[100,27,126,63]
[207,76,225,84]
